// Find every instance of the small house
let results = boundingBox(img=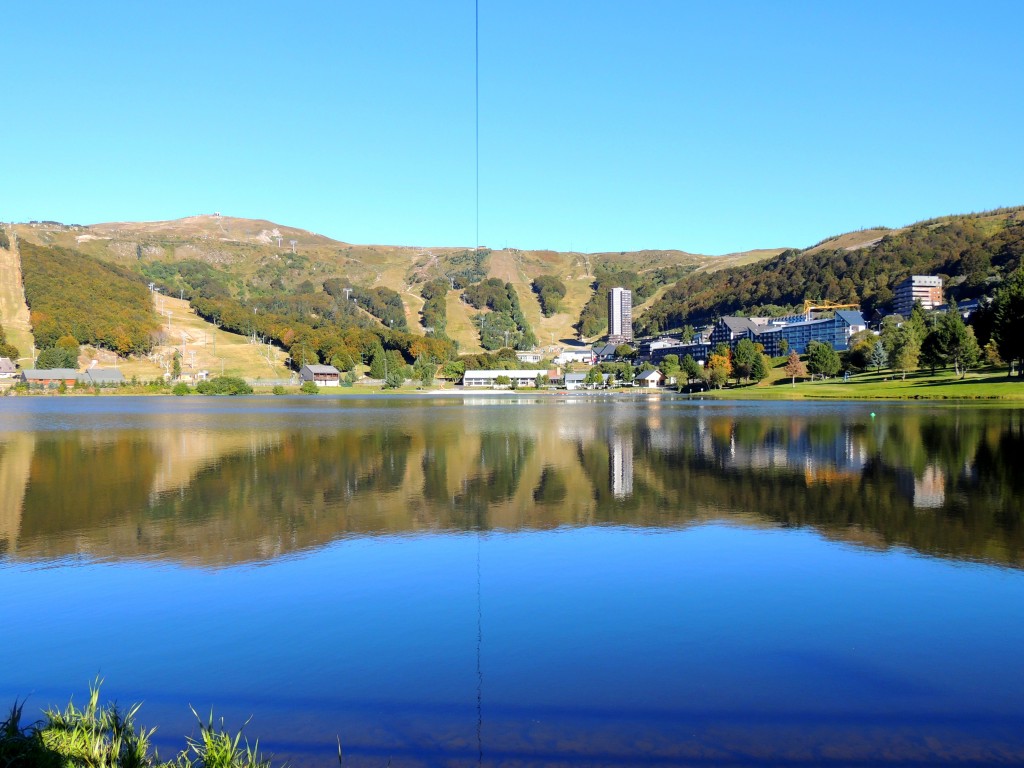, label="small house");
[299,364,341,386]
[636,369,665,388]
[0,357,16,379]
[554,348,595,366]
[515,351,543,364]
